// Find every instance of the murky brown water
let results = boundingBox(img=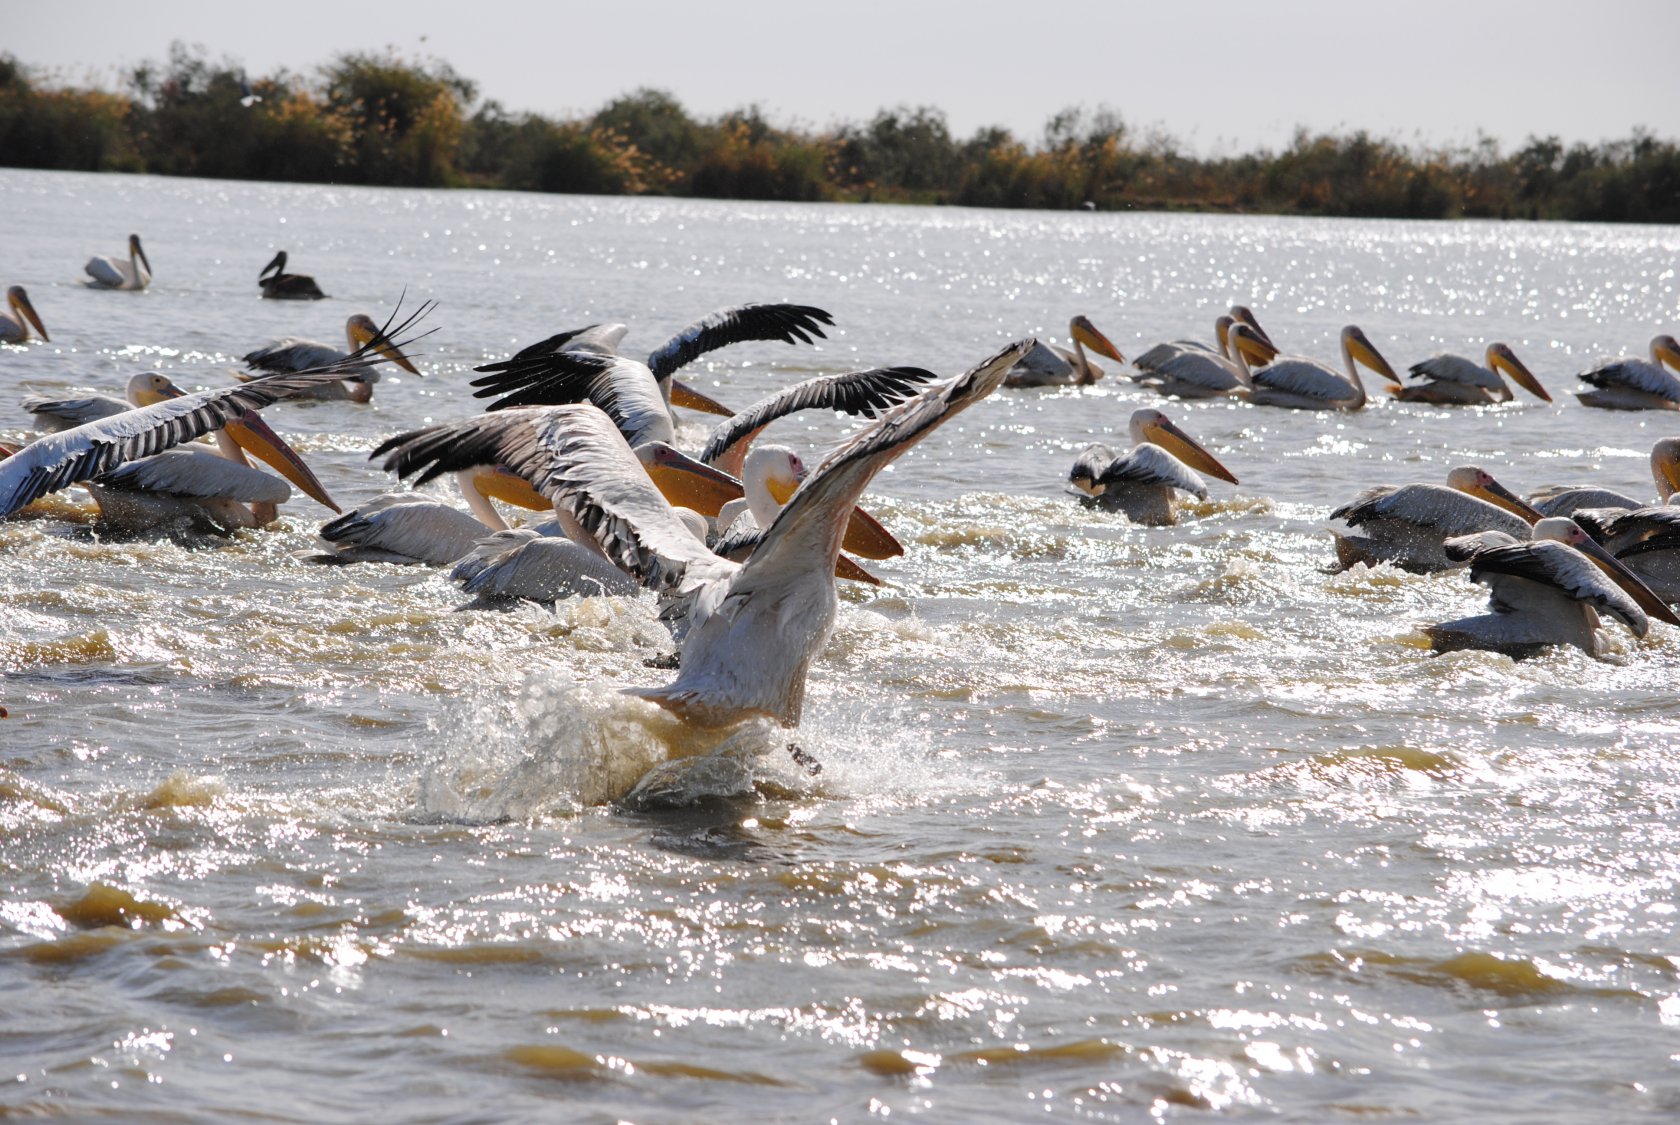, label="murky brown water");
[3,168,1679,1121]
